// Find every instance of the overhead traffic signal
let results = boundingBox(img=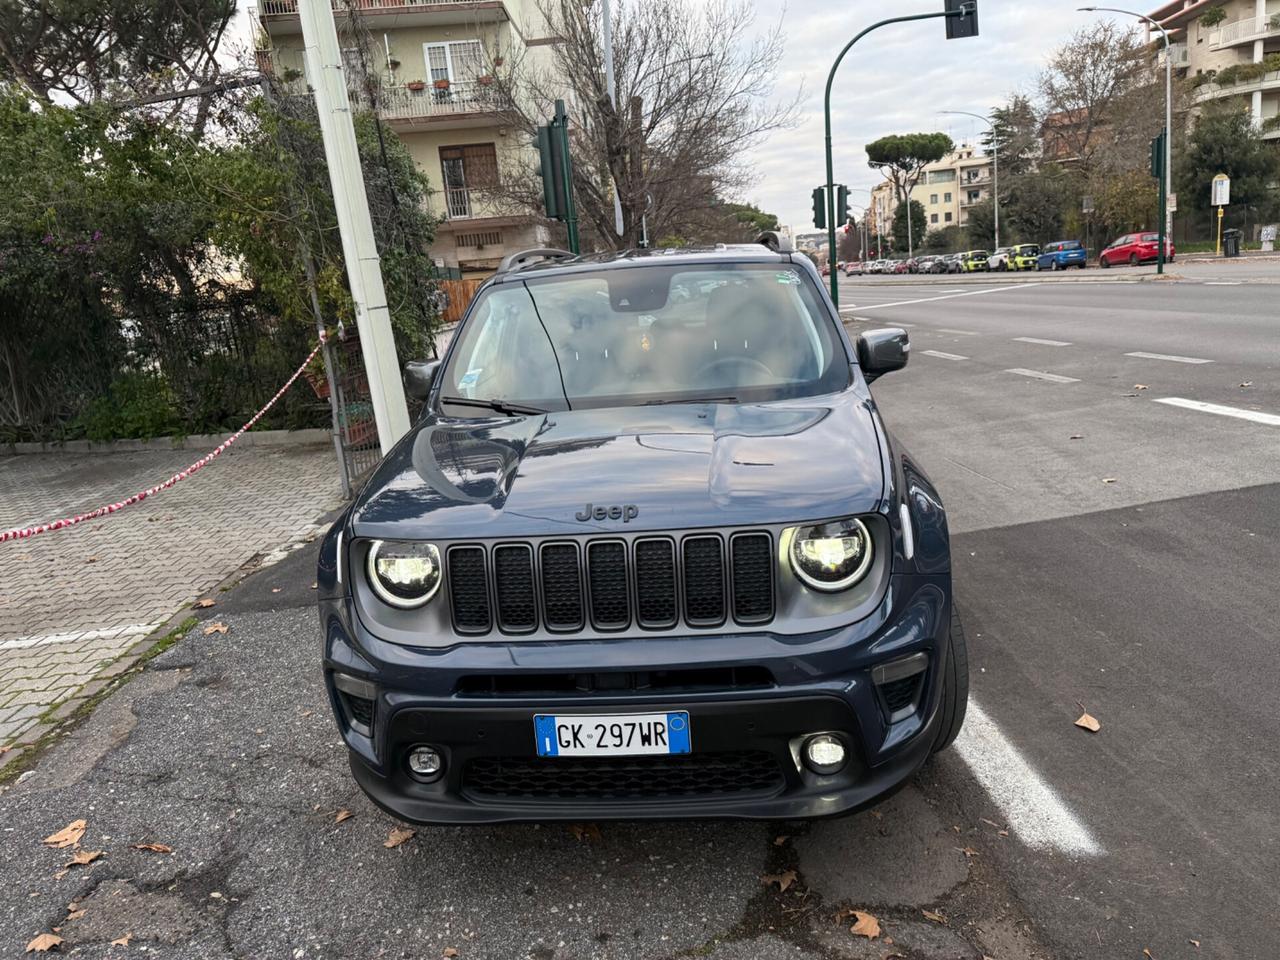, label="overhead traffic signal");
[1149,130,1165,180]
[536,125,567,221]
[945,0,979,39]
[836,184,851,225]
[812,186,827,229]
